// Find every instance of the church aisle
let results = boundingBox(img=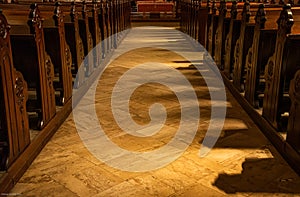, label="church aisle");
[9,26,300,197]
